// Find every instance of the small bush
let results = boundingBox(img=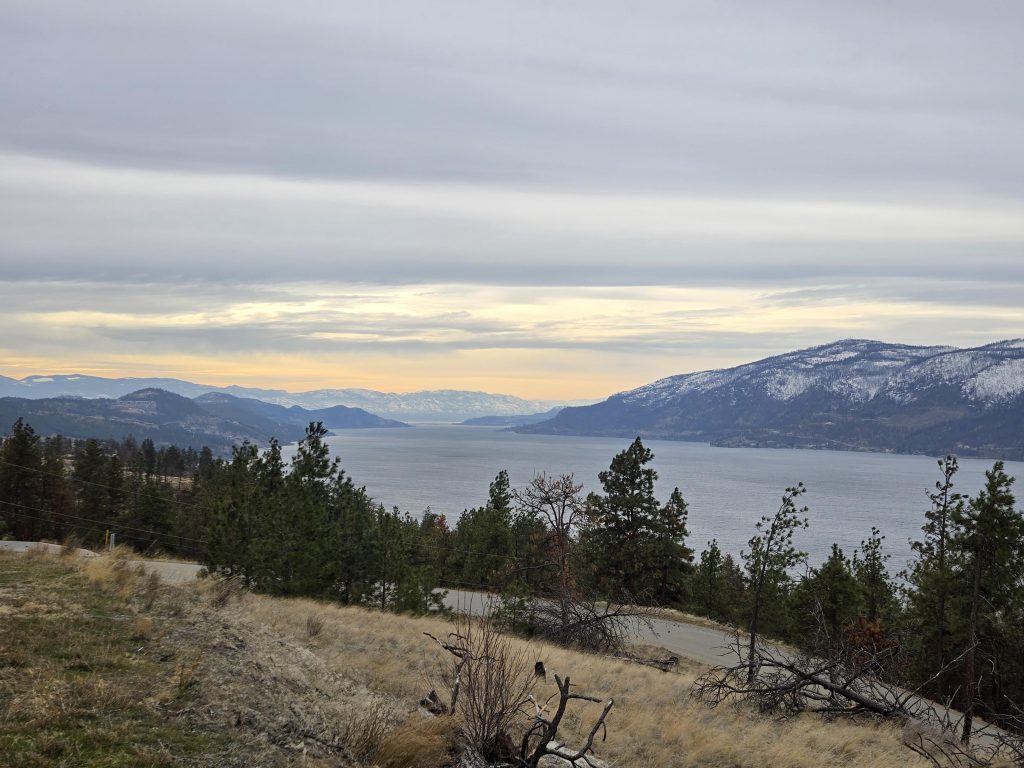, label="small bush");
[211,576,243,607]
[339,697,399,761]
[305,612,324,639]
[375,716,458,768]
[131,617,155,641]
[432,616,537,762]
